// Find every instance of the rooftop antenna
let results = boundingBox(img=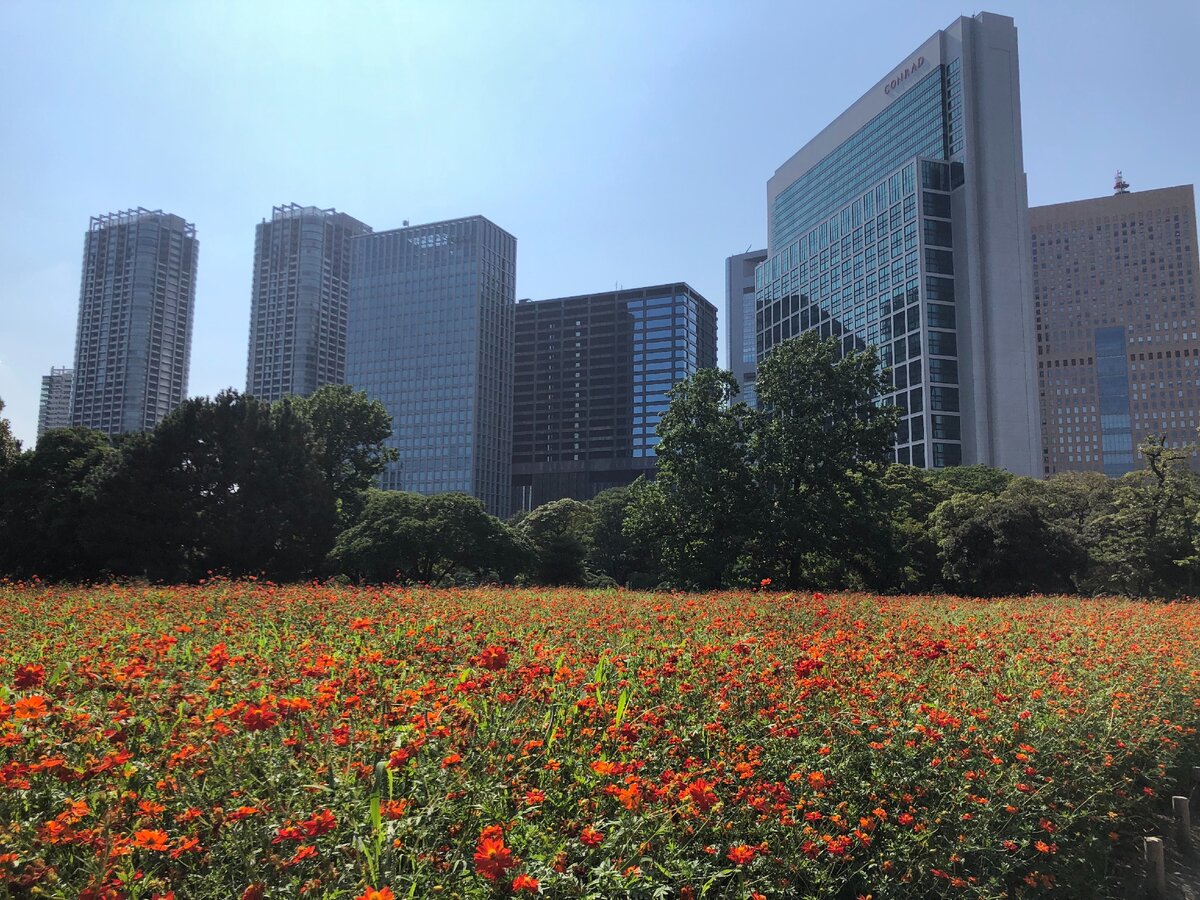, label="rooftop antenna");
[402,219,410,226]
[745,244,752,253]
[1113,170,1130,195]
